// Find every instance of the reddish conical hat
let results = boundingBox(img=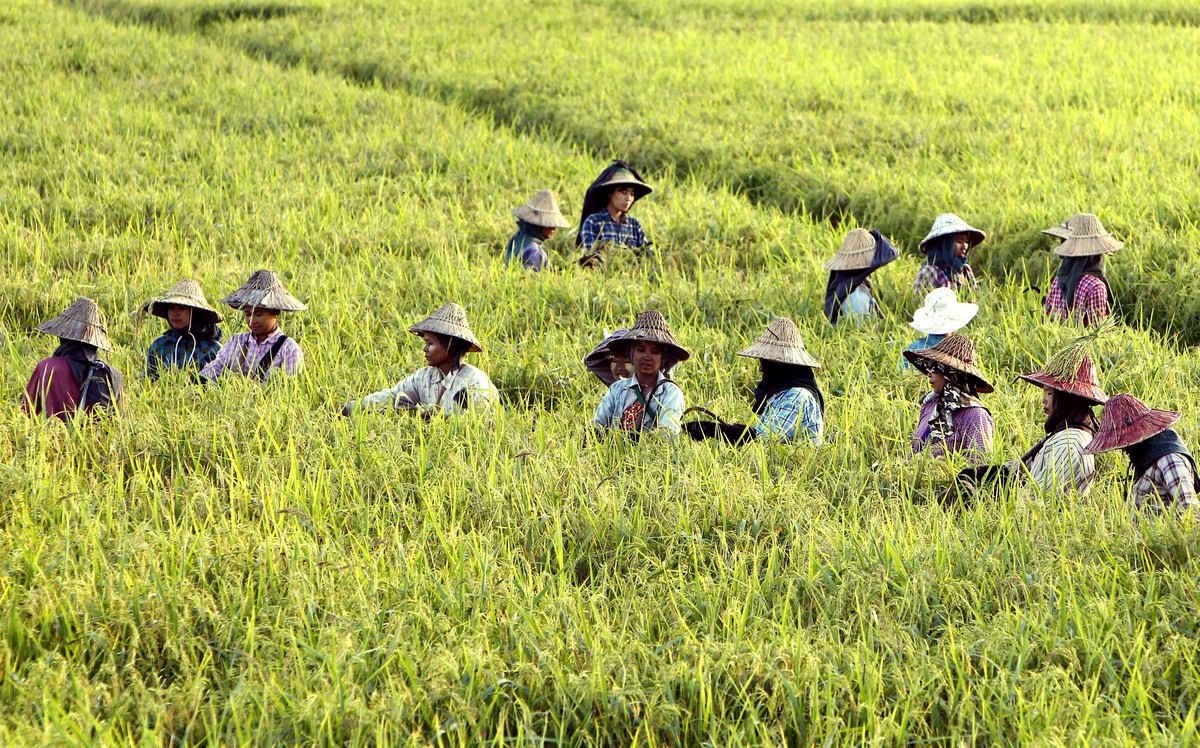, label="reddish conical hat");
[1018,352,1108,405]
[1084,394,1181,454]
